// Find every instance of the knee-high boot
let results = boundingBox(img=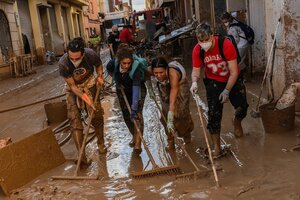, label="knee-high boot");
[211,133,221,157]
[72,129,89,164]
[166,131,175,150]
[95,126,107,154]
[133,127,142,154]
